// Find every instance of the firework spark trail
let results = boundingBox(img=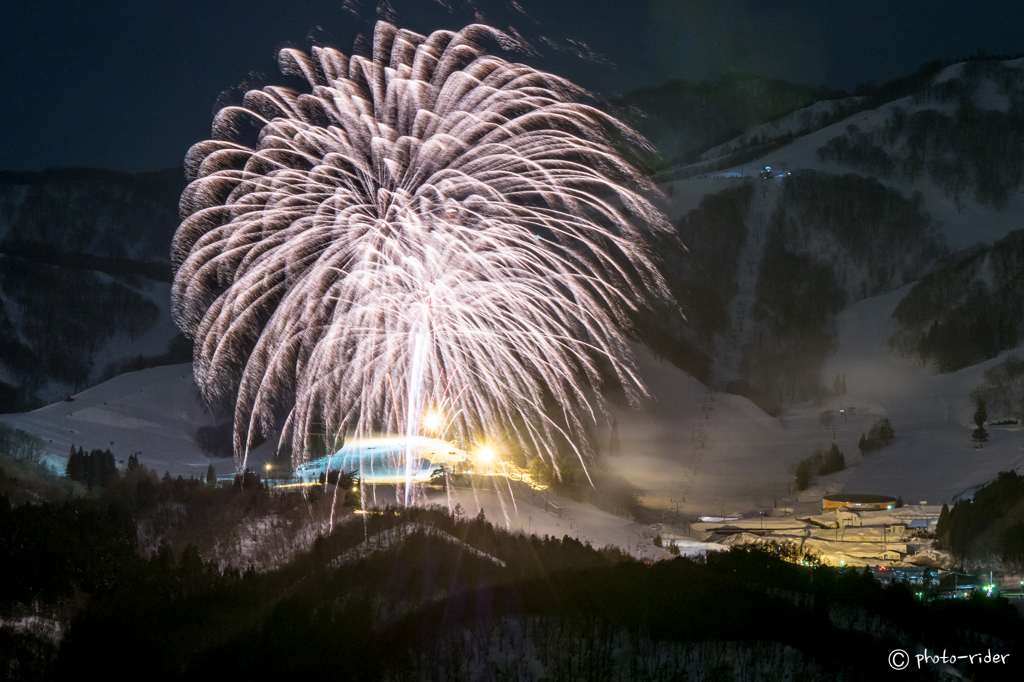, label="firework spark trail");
[171,22,675,483]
